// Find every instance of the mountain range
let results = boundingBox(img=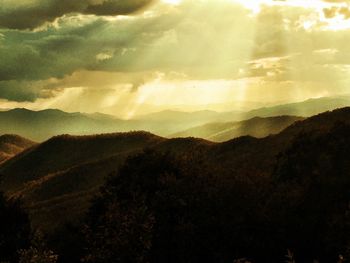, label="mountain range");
[1,107,350,233]
[0,96,349,141]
